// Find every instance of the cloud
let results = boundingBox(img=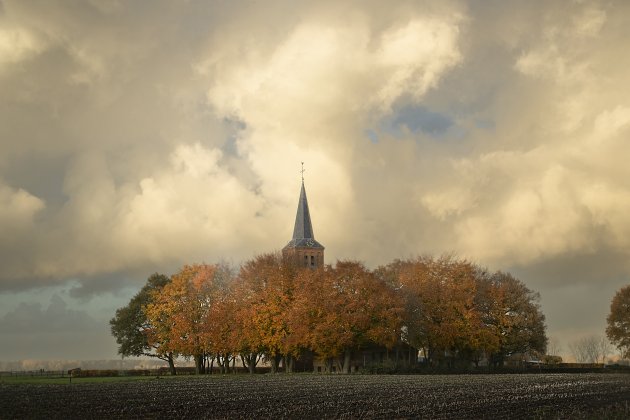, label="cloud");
[0,25,44,66]
[0,294,98,334]
[198,8,464,265]
[2,0,630,359]
[0,1,466,293]
[407,0,630,273]
[117,143,266,263]
[0,180,44,231]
